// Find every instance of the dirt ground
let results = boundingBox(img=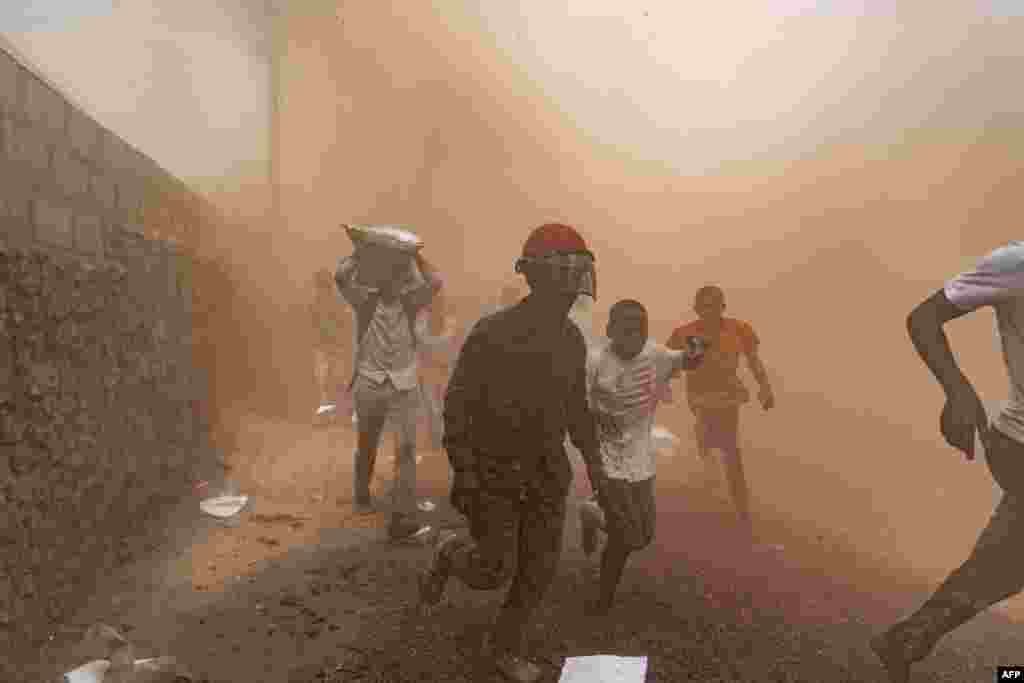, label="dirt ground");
[38,414,1024,683]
